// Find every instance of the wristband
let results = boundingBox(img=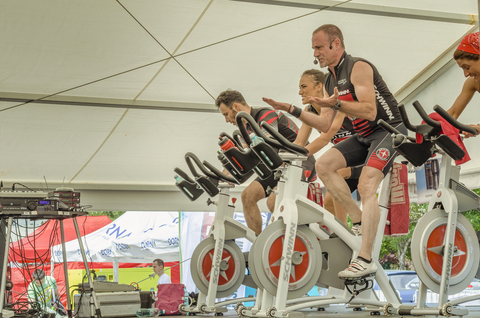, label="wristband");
[290,105,302,118]
[332,99,341,111]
